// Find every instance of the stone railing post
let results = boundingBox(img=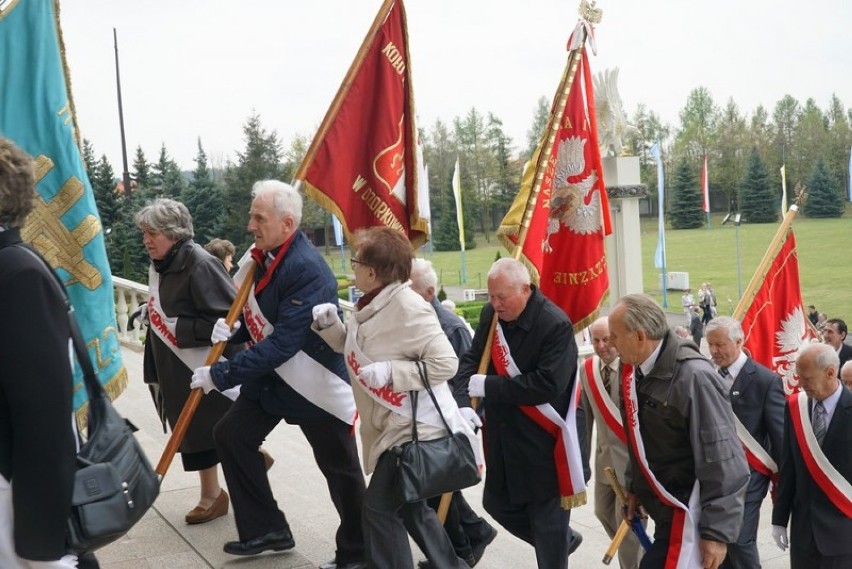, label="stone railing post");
[603,156,647,304]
